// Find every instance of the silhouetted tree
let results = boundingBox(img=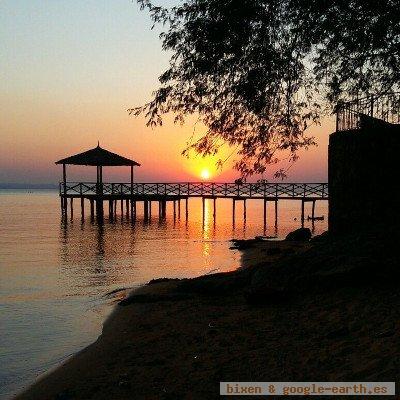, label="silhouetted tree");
[131,0,399,177]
